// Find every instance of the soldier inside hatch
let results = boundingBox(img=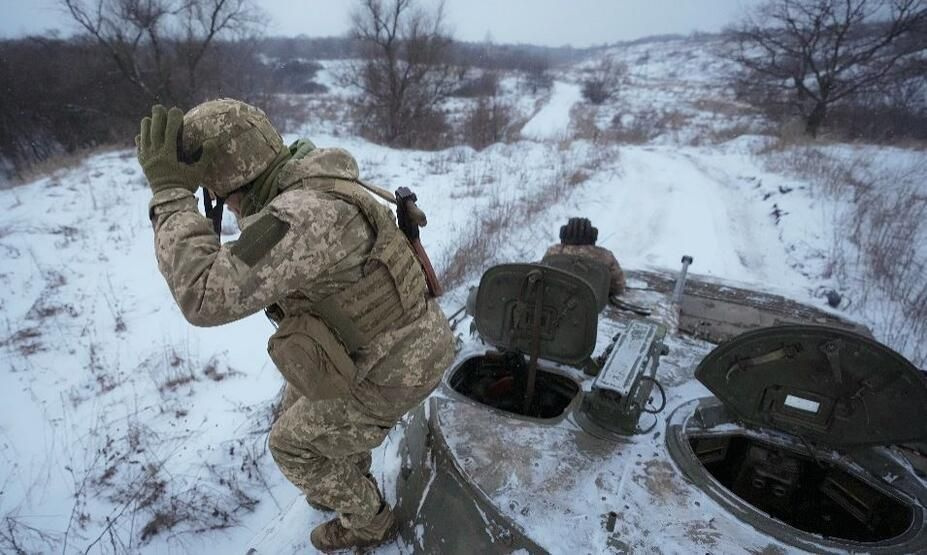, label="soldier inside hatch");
[544,217,627,298]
